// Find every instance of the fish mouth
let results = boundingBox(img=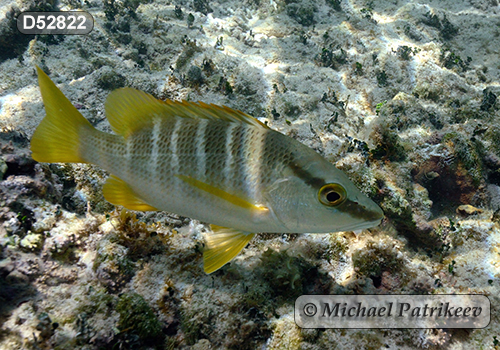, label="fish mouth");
[366,204,385,222]
[343,218,383,232]
[321,219,380,234]
[335,205,384,232]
